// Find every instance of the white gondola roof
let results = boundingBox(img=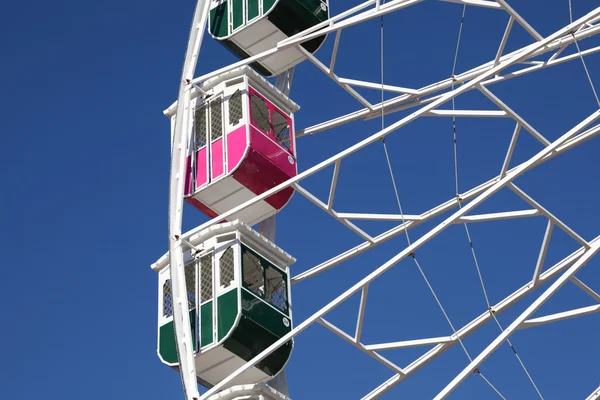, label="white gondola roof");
[151,219,296,272]
[163,65,300,118]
